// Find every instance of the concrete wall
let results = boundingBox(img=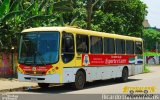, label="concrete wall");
[0,52,17,77]
[145,56,160,65]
